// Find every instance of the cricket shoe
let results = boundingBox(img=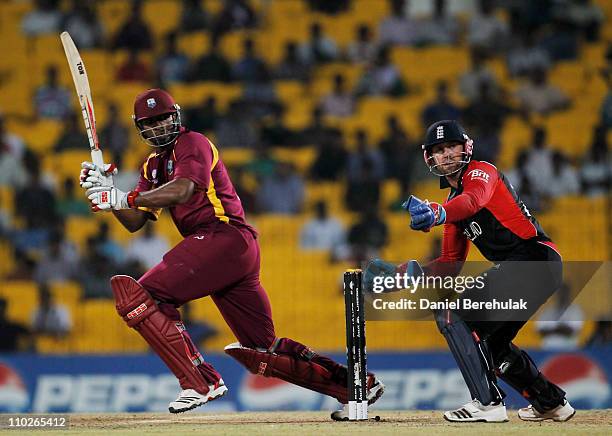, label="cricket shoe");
[330,374,385,421]
[518,400,575,422]
[168,379,228,413]
[443,399,509,423]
